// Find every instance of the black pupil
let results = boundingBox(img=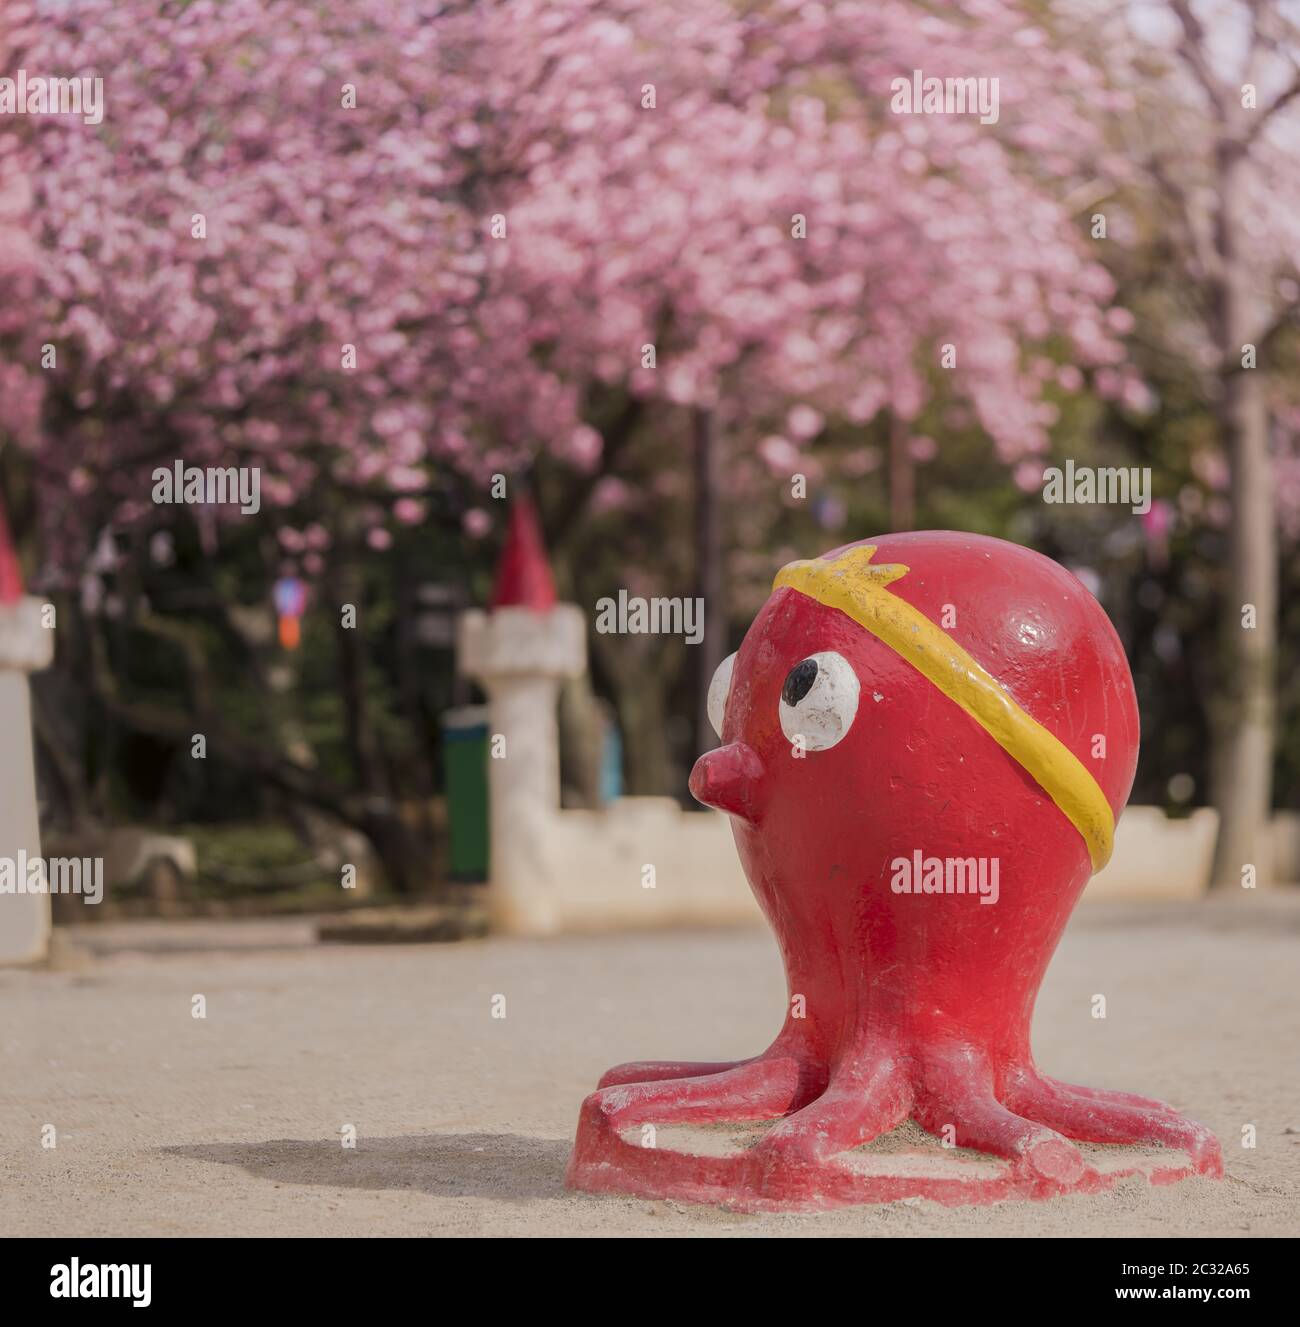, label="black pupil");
[782,658,819,707]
